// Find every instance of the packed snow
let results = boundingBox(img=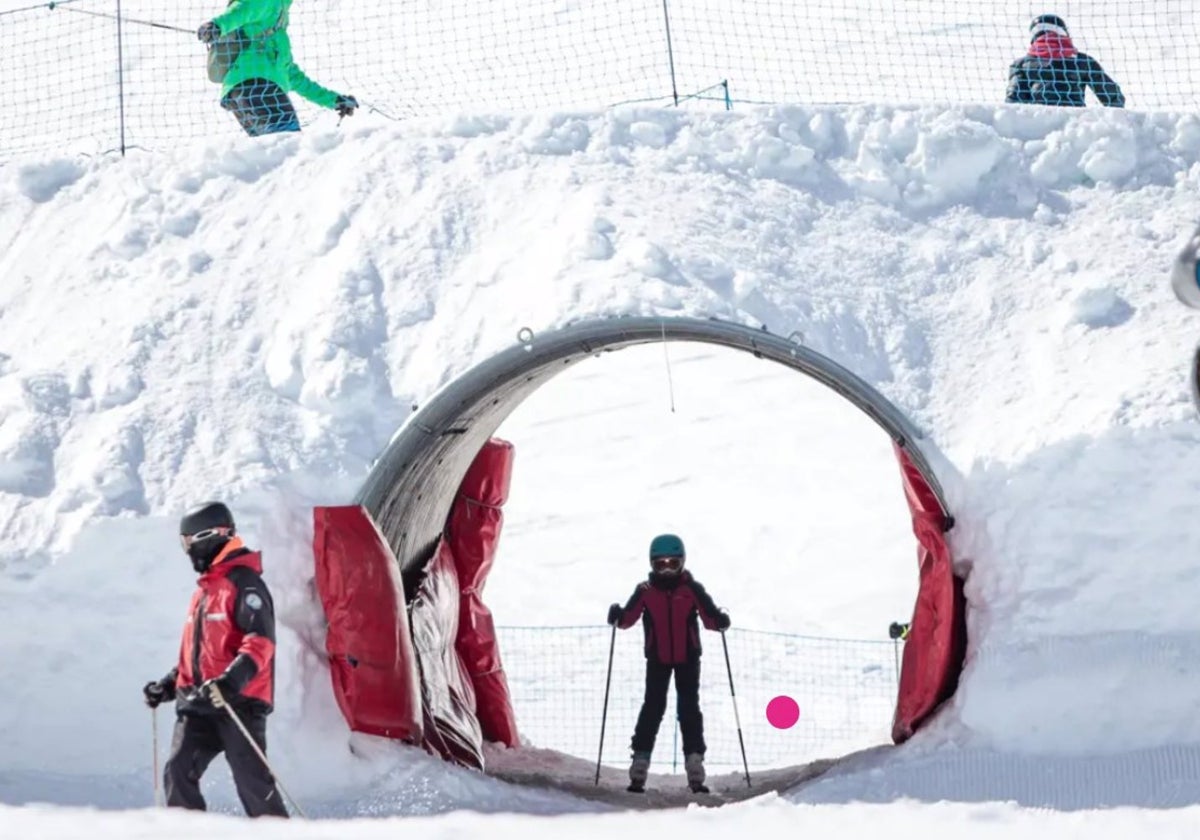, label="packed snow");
[5,82,1200,837]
